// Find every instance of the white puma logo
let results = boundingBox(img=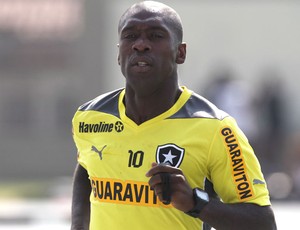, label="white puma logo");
[91,145,107,160]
